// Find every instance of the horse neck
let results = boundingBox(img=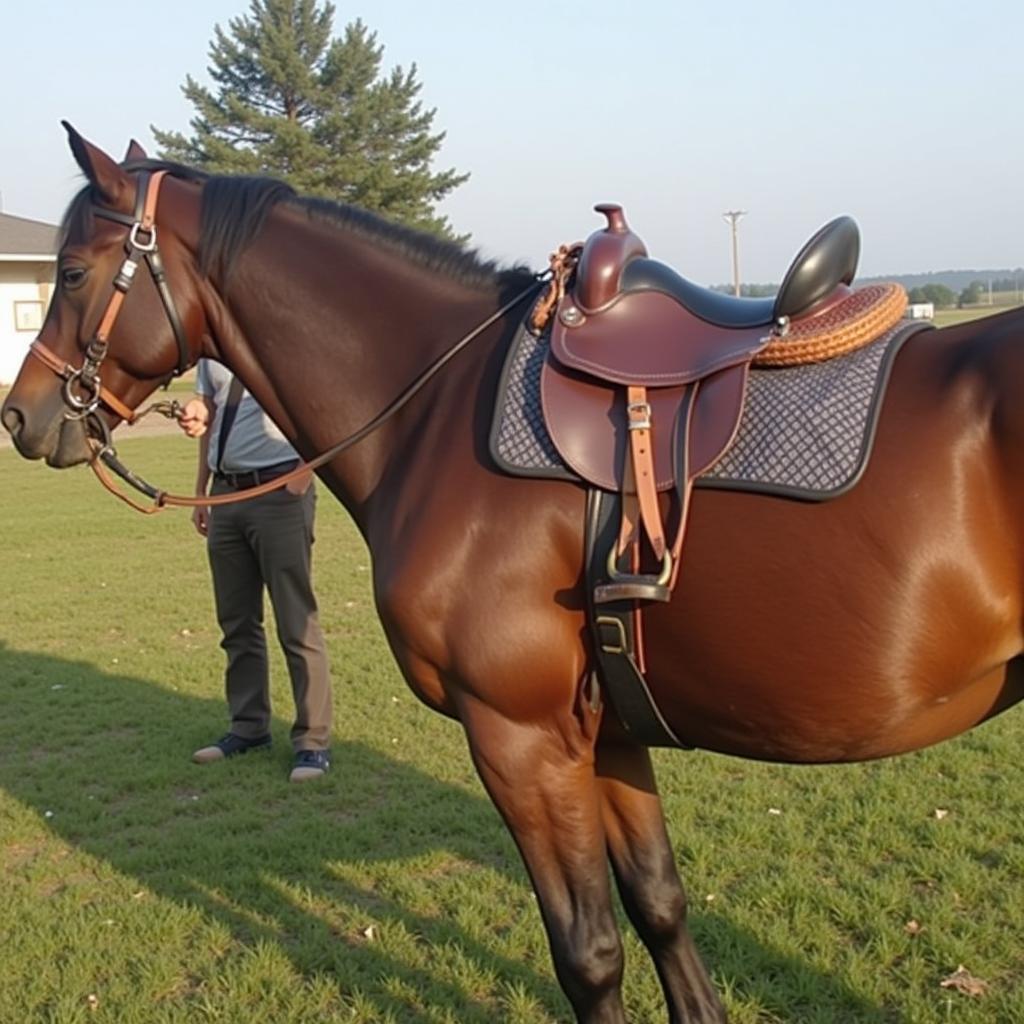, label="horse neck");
[202,204,512,523]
